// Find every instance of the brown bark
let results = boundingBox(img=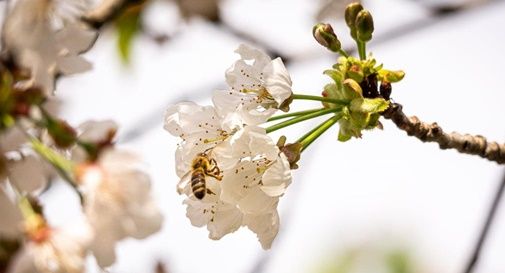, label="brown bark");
[382,103,505,164]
